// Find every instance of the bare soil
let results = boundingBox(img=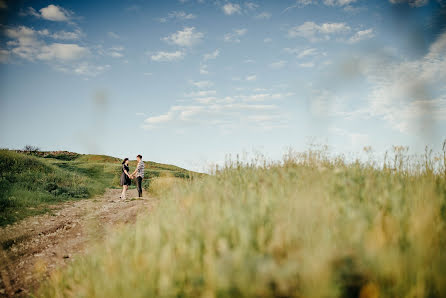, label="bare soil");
[0,189,155,297]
